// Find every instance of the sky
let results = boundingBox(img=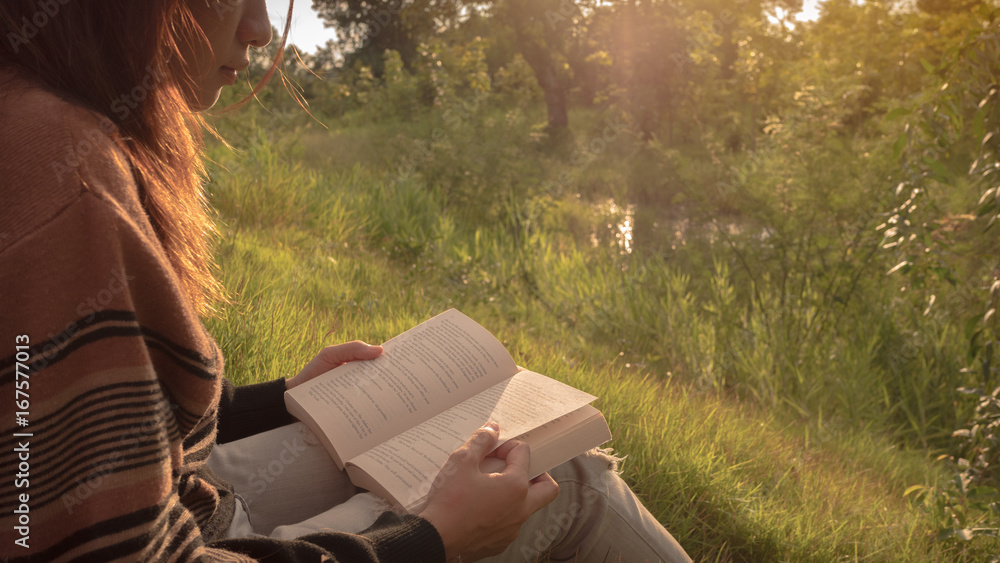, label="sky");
[266,0,823,55]
[798,0,822,22]
[267,0,337,54]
